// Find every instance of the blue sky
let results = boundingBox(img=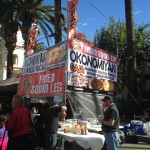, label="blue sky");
[40,0,150,45]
